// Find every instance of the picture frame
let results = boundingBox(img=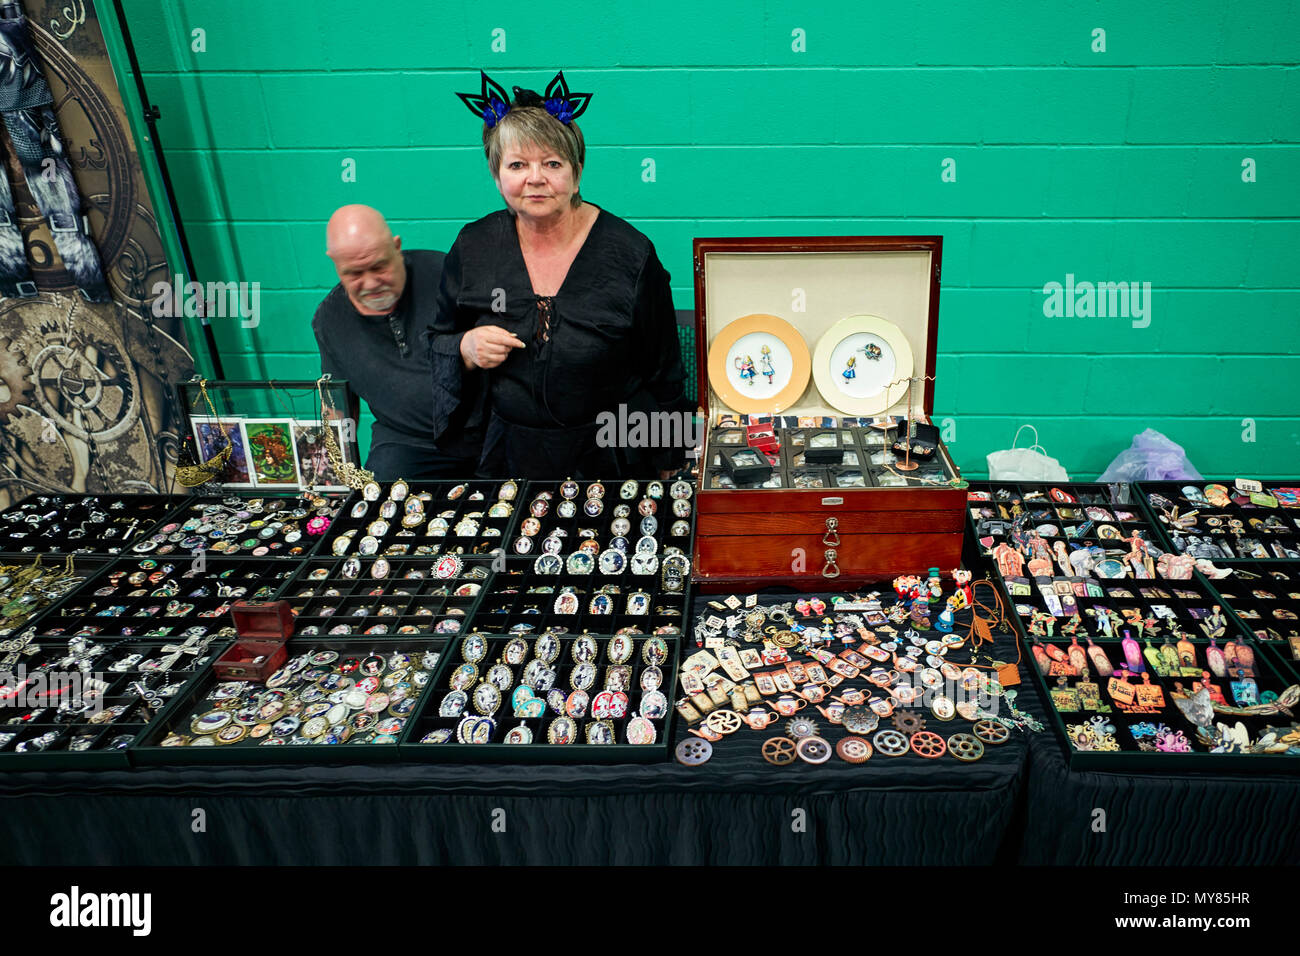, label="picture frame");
[190,417,254,488]
[242,420,301,487]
